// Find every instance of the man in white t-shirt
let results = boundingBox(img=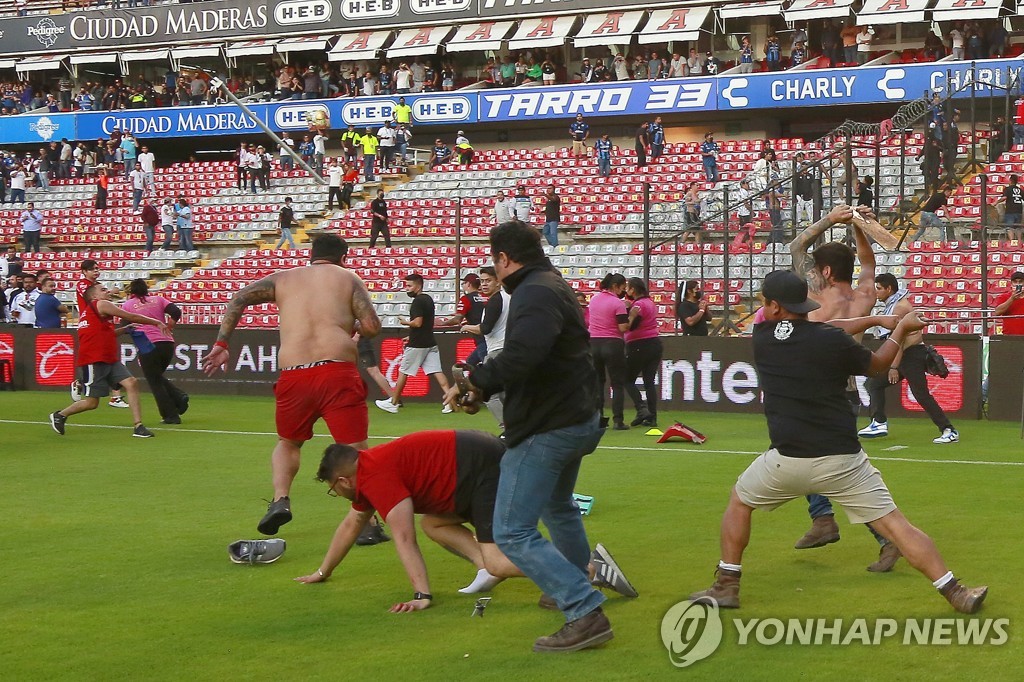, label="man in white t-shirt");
[410,58,426,92]
[10,273,40,327]
[160,197,177,250]
[949,27,964,60]
[856,26,874,65]
[313,132,327,176]
[137,145,156,190]
[9,166,27,204]
[376,122,397,170]
[279,132,295,171]
[129,167,147,213]
[327,159,344,211]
